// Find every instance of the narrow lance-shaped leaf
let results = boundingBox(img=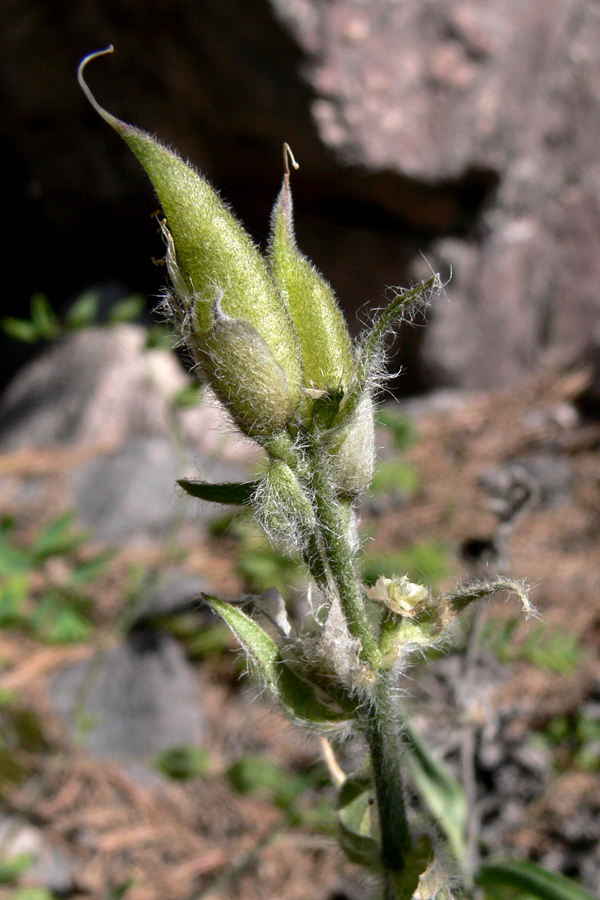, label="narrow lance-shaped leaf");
[402,721,468,864]
[177,479,260,506]
[346,276,438,419]
[336,773,381,869]
[474,858,597,900]
[203,594,348,727]
[443,577,535,620]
